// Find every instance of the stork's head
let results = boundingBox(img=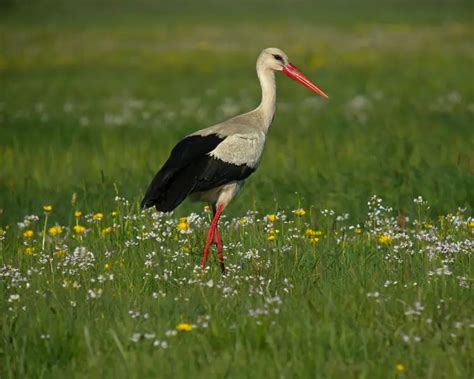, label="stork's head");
[258,47,290,71]
[258,47,328,99]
